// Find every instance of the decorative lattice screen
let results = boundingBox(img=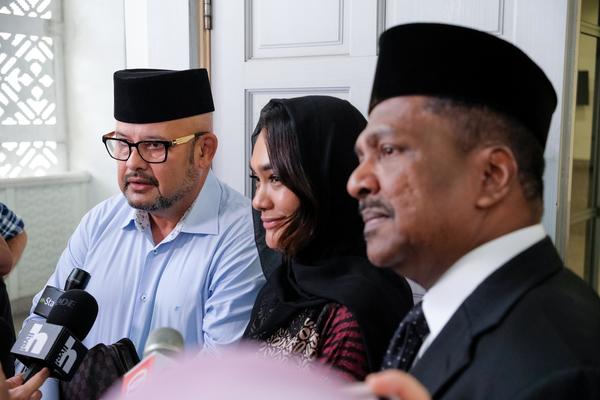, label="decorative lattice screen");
[0,0,66,178]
